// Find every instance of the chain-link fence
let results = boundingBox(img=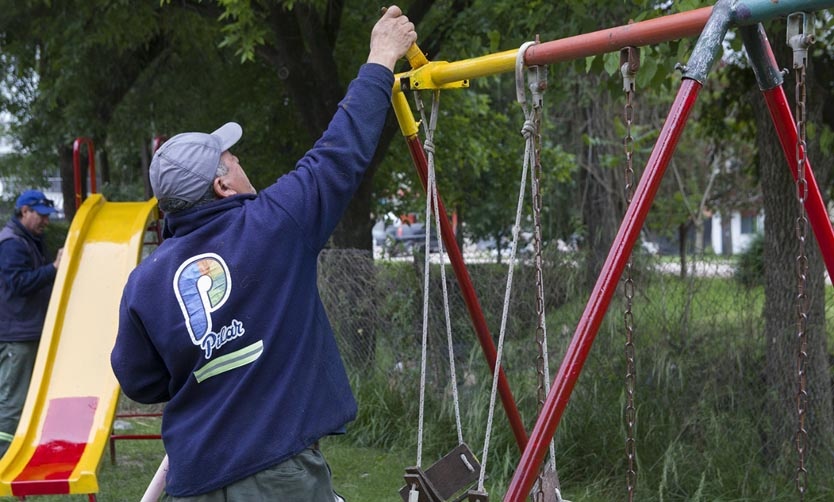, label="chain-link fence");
[318,248,575,383]
[318,248,768,387]
[318,245,834,495]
